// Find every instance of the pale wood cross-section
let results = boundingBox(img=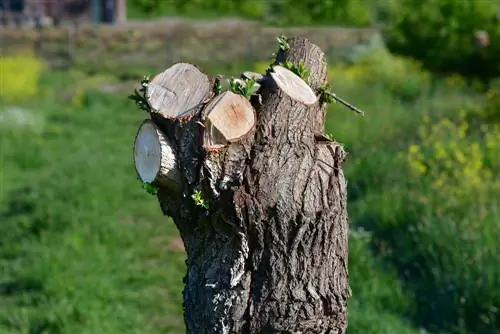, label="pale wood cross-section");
[133,119,181,189]
[203,91,256,146]
[146,63,212,119]
[270,65,318,105]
